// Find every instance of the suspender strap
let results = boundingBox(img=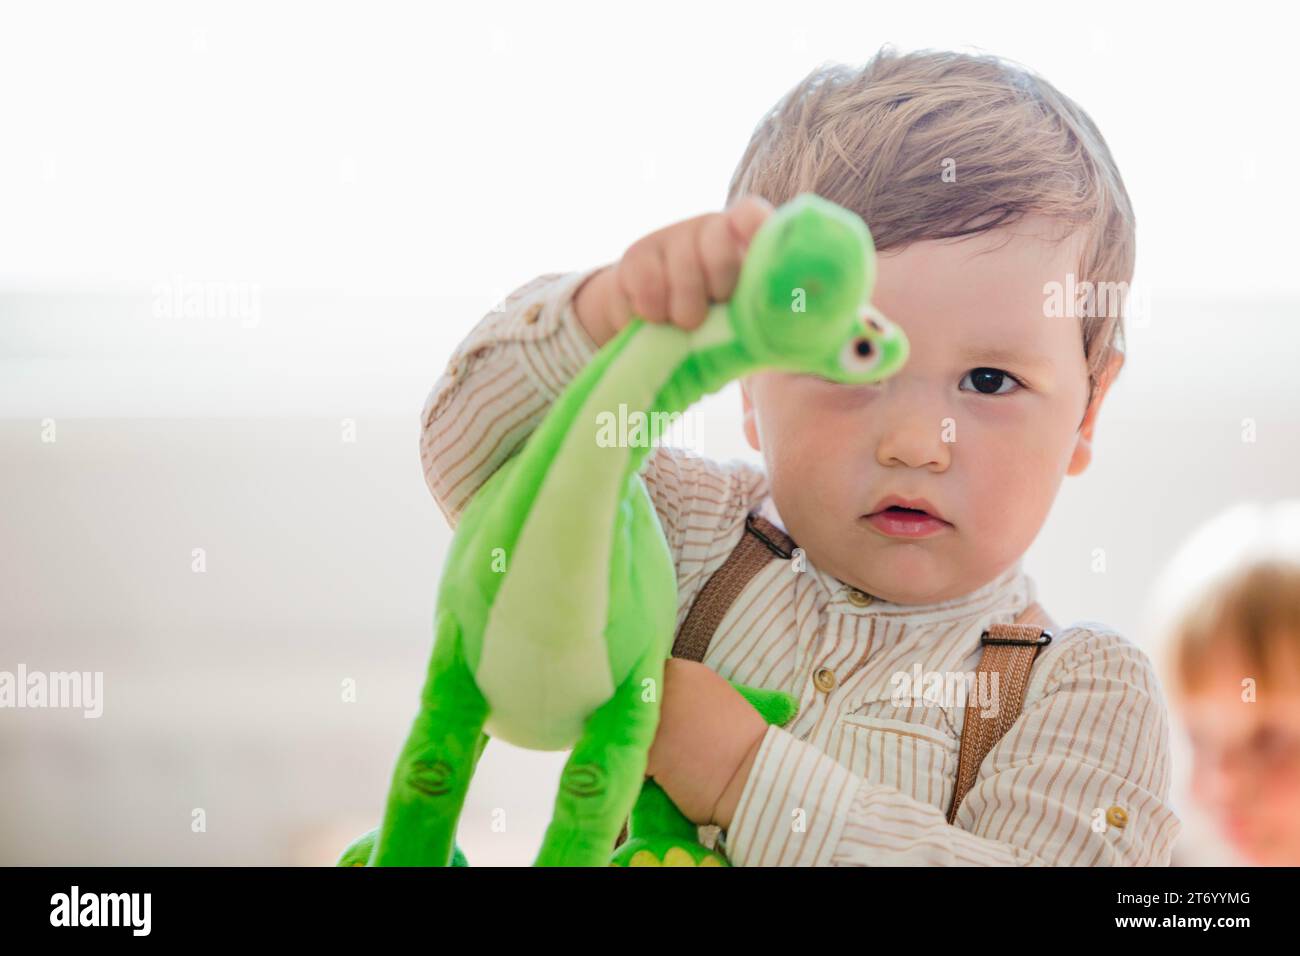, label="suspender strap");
[945,600,1057,825]
[671,512,796,664]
